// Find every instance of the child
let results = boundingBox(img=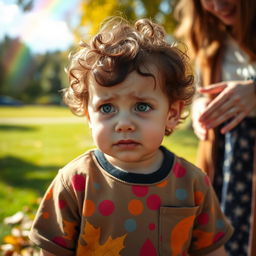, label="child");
[29,17,233,256]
